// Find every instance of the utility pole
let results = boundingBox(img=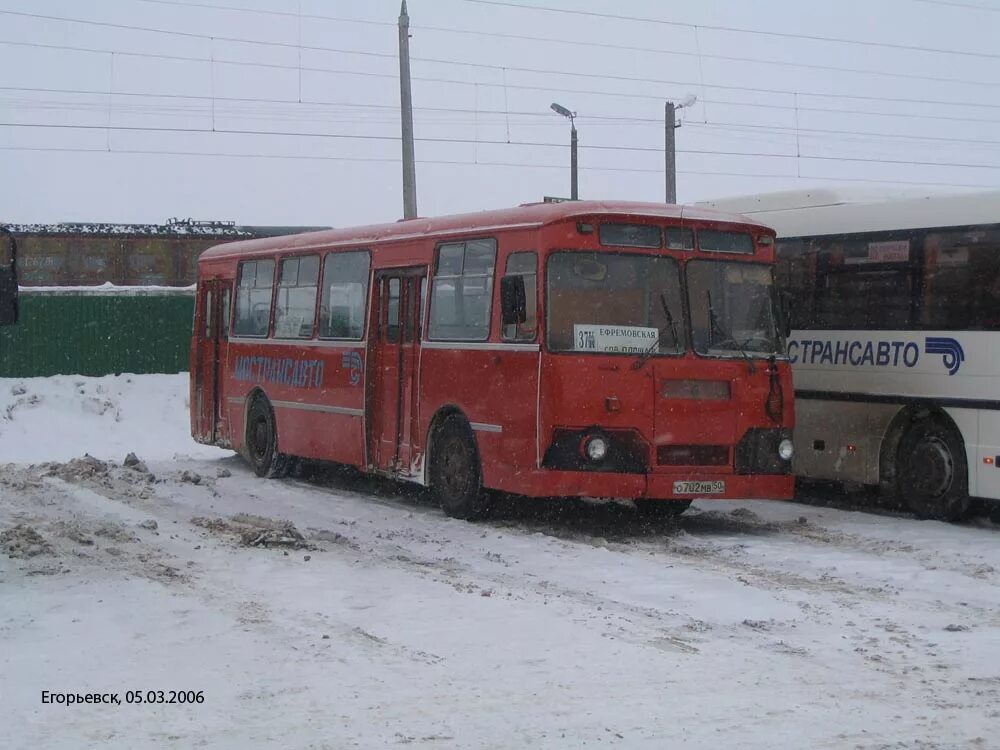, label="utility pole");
[570,119,578,201]
[398,0,417,219]
[665,101,676,205]
[665,95,697,205]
